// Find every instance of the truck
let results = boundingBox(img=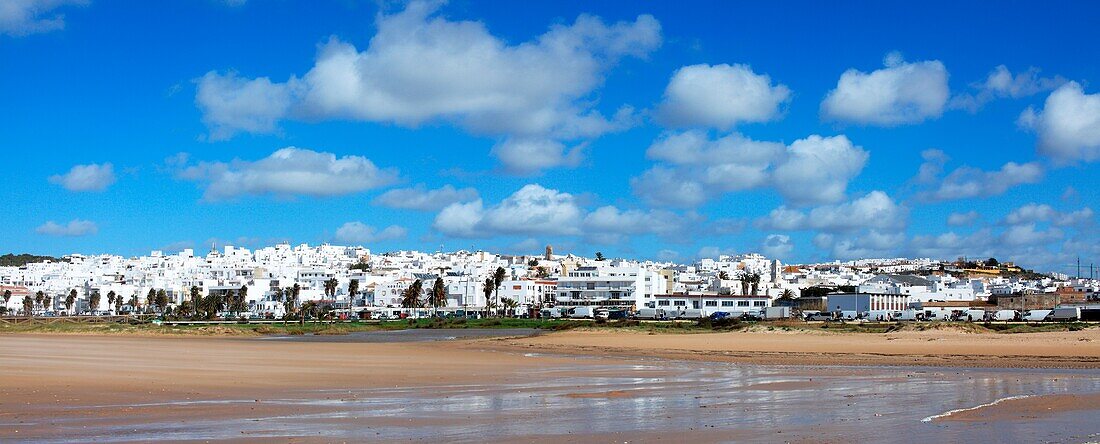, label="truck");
[1049,307,1081,322]
[764,306,792,320]
[1023,310,1053,322]
[635,308,666,320]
